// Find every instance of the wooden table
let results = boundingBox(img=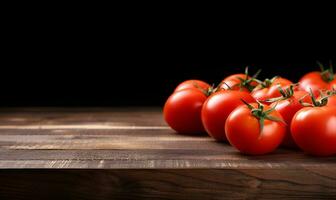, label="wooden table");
[0,107,335,200]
